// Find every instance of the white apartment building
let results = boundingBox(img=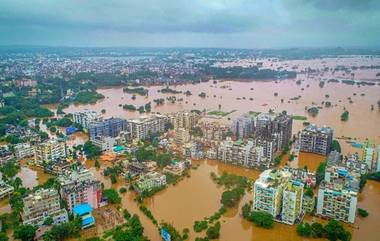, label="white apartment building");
[129,114,167,140]
[21,188,68,226]
[34,139,66,165]
[73,109,102,129]
[14,143,34,159]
